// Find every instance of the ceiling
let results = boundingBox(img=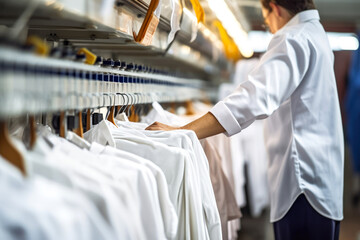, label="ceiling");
[233,0,360,32]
